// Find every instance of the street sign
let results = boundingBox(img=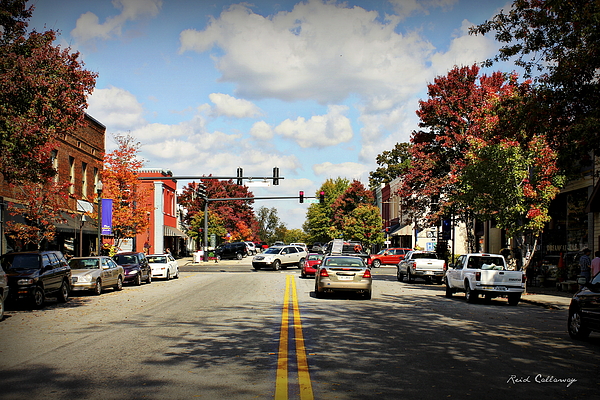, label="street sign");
[305,198,319,204]
[426,242,435,251]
